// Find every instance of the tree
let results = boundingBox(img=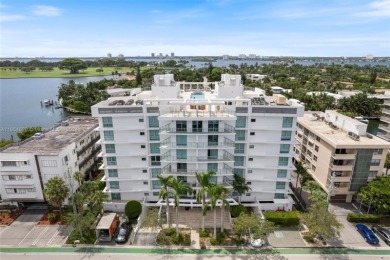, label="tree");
[158,175,174,228]
[44,177,69,217]
[136,66,142,85]
[370,69,377,84]
[170,178,192,235]
[196,171,216,231]
[385,153,390,176]
[59,58,87,74]
[17,126,42,141]
[208,185,229,239]
[233,212,276,243]
[124,200,142,221]
[300,201,342,242]
[357,176,390,214]
[232,174,251,203]
[141,208,164,231]
[73,171,85,187]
